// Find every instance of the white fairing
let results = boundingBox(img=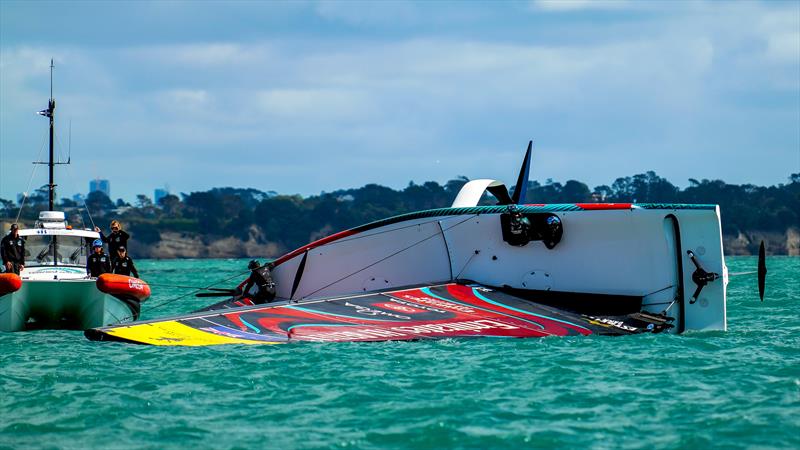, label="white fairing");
[278,220,451,300]
[451,179,508,207]
[271,205,727,333]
